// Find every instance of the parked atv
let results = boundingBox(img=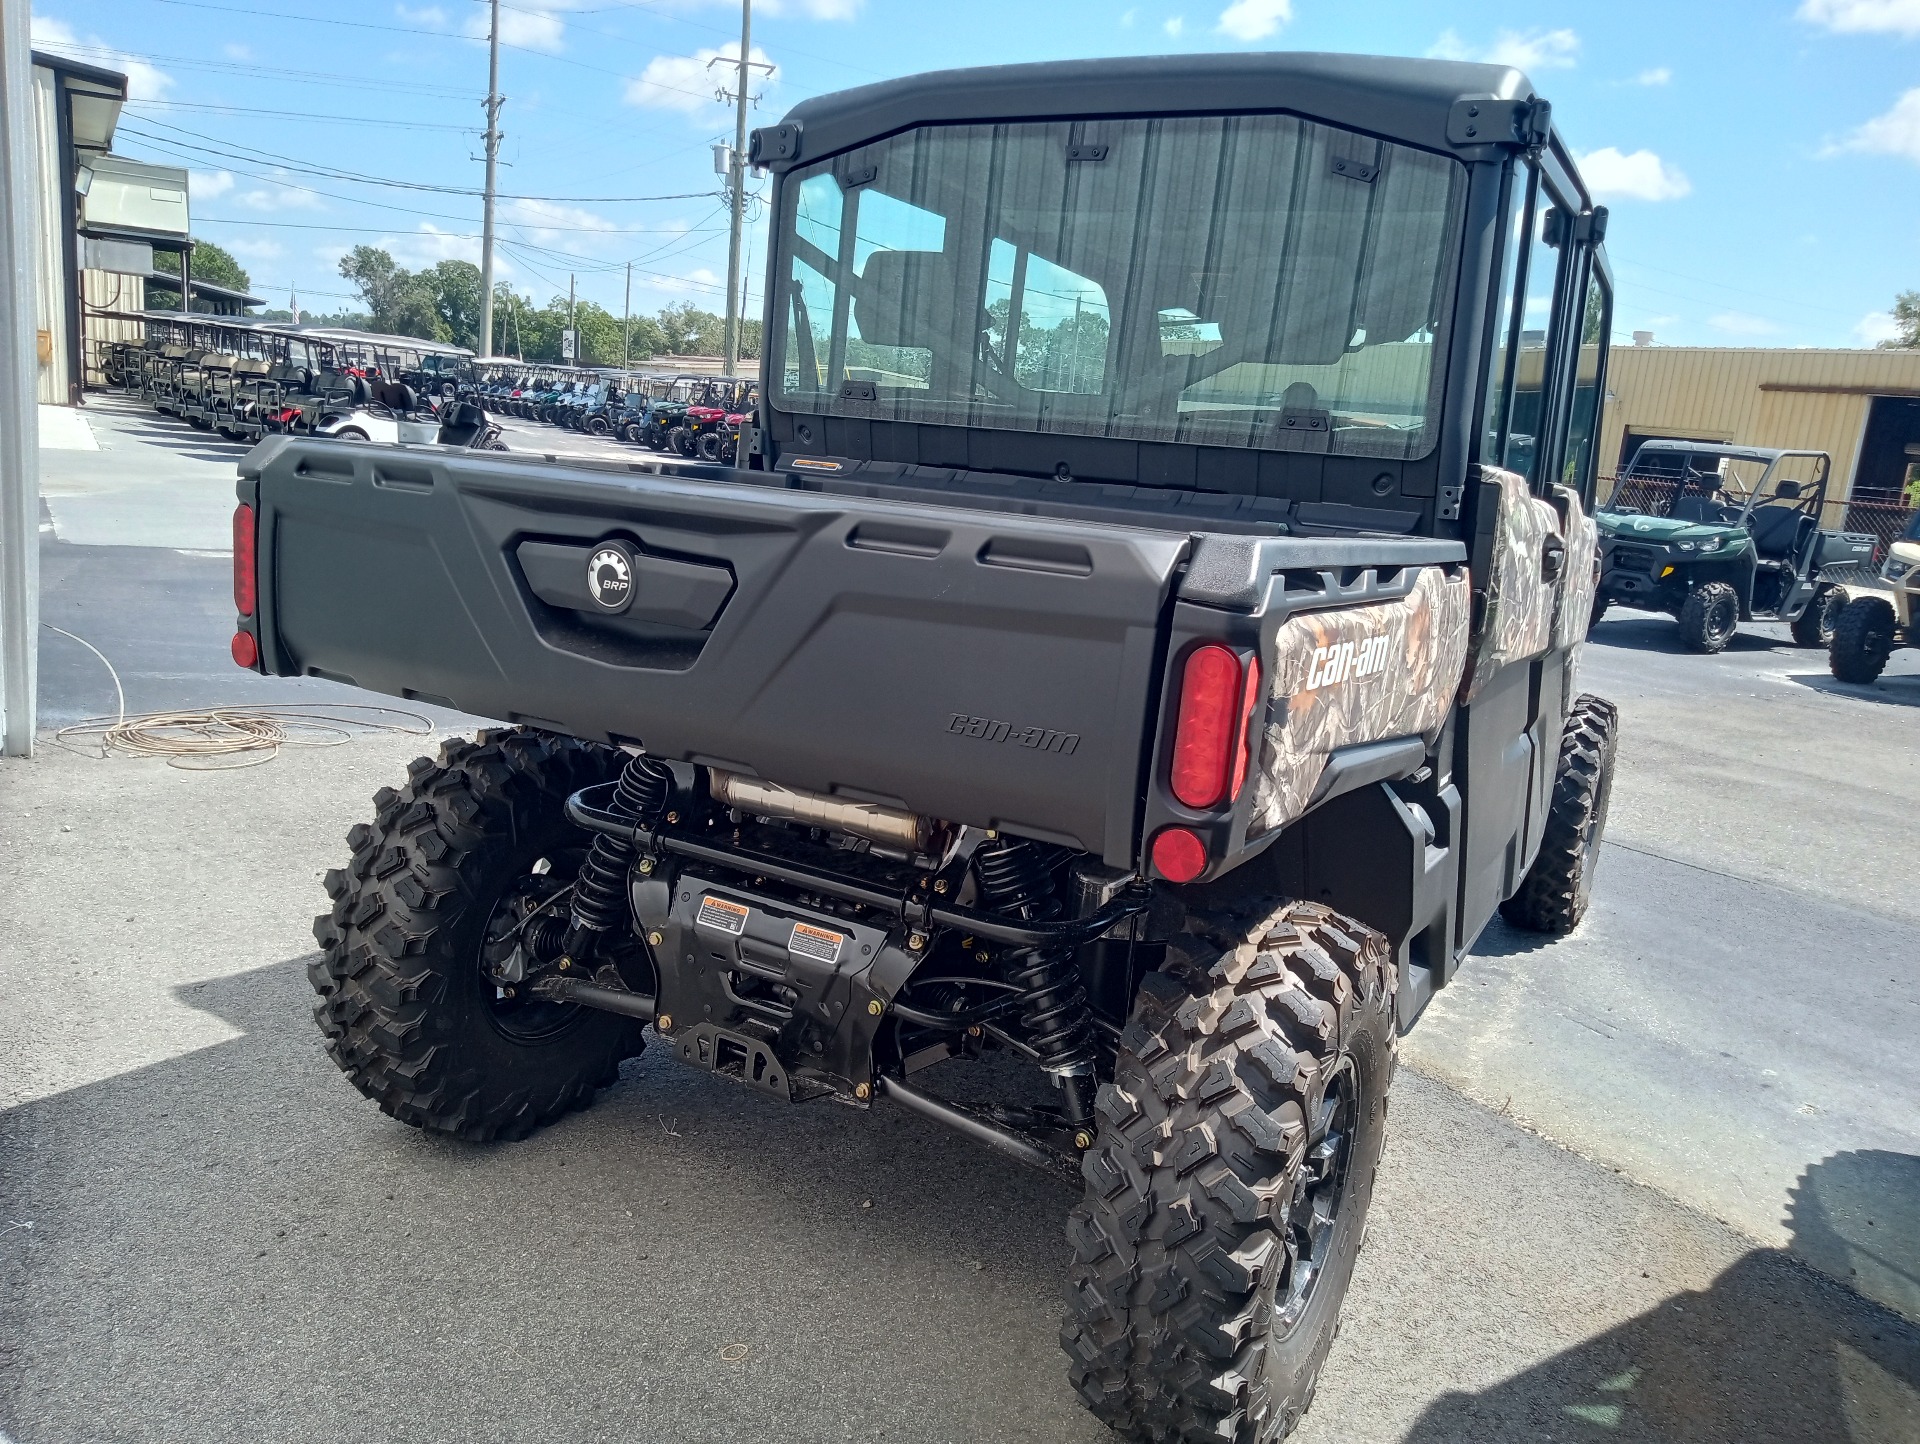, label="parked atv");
[235,53,1622,1444]
[1830,508,1920,682]
[1595,441,1877,652]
